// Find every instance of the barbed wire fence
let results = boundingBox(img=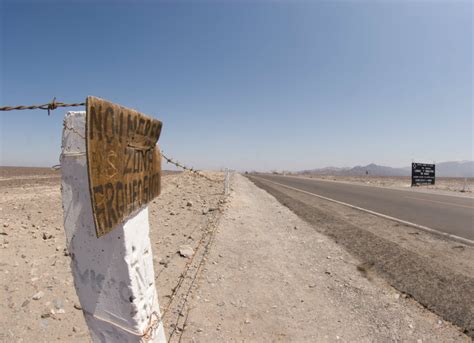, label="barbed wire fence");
[1,98,233,341]
[0,98,227,186]
[0,97,85,115]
